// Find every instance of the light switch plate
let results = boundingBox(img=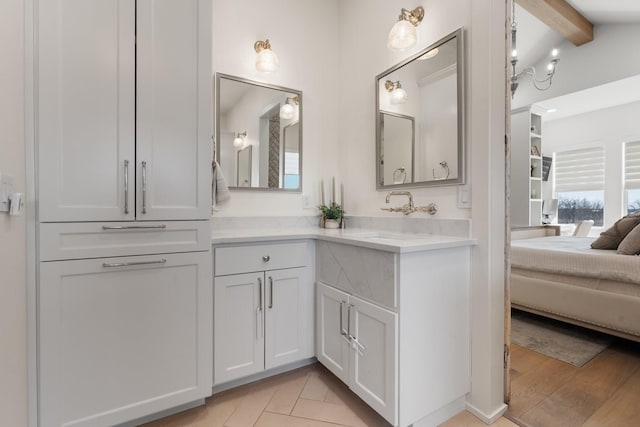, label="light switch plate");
[0,171,15,213]
[302,194,312,209]
[458,184,471,209]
